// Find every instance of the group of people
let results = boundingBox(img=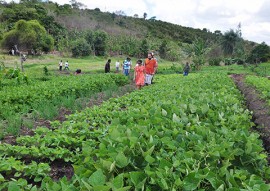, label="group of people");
[105,57,133,76]
[104,52,158,89]
[59,60,69,71]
